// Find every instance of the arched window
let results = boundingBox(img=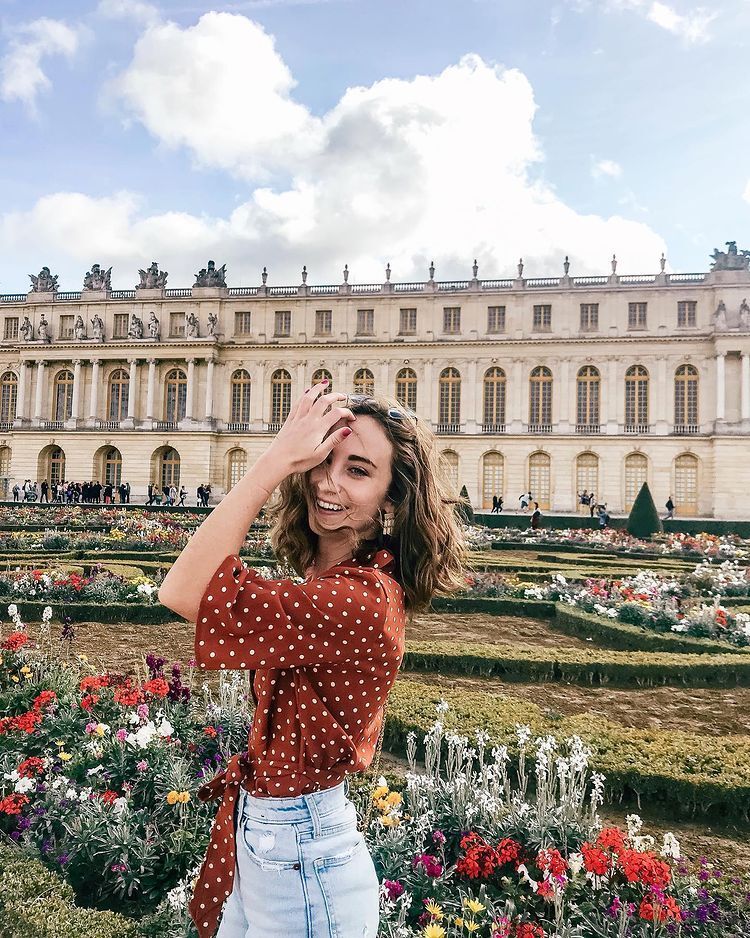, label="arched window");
[103,447,122,488]
[438,367,461,429]
[0,445,10,498]
[674,364,698,430]
[395,368,417,411]
[529,366,552,429]
[107,369,129,422]
[576,366,600,430]
[230,369,252,424]
[483,367,506,431]
[160,447,180,490]
[270,369,292,426]
[227,448,247,490]
[624,452,648,509]
[164,369,187,423]
[54,370,74,422]
[481,452,504,508]
[674,453,699,515]
[0,372,17,424]
[625,365,649,430]
[529,451,551,509]
[353,368,374,395]
[440,449,459,493]
[311,369,333,394]
[576,452,599,512]
[49,447,65,487]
